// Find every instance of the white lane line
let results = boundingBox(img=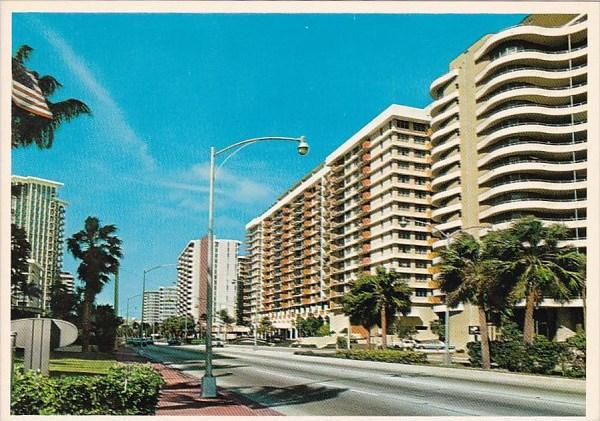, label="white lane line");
[350,389,378,396]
